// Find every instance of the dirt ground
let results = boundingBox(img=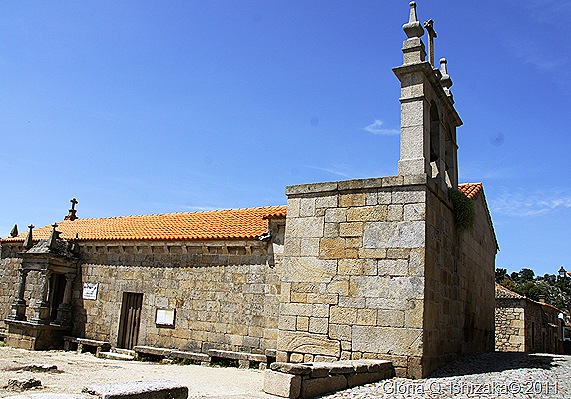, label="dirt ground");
[0,346,275,398]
